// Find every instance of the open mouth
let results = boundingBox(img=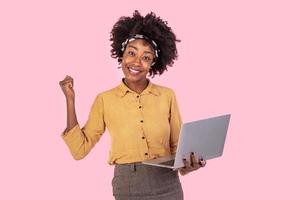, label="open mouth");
[128,67,142,75]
